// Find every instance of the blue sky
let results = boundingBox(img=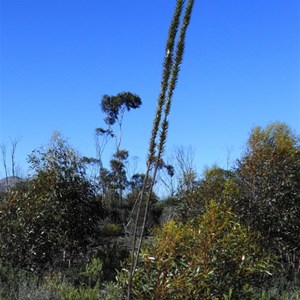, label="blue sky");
[0,0,299,179]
